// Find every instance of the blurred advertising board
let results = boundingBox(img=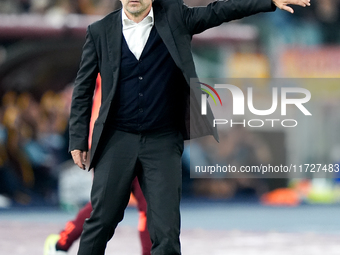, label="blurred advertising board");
[227,53,270,79]
[278,47,340,78]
